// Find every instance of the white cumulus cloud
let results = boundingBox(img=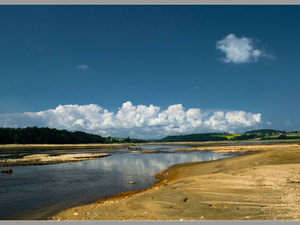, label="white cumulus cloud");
[216,34,269,64]
[0,102,262,139]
